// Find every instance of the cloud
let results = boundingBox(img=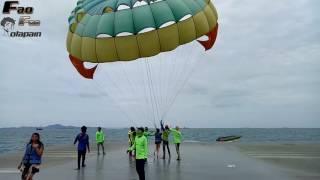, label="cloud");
[0,0,319,127]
